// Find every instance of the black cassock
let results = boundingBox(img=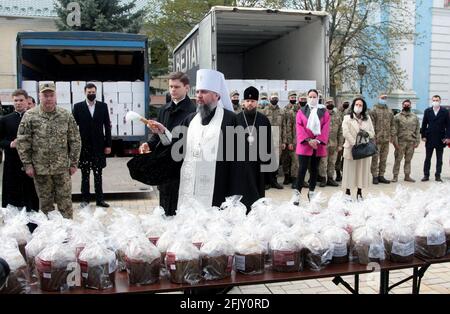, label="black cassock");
[0,112,39,210]
[179,107,237,208]
[231,111,272,212]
